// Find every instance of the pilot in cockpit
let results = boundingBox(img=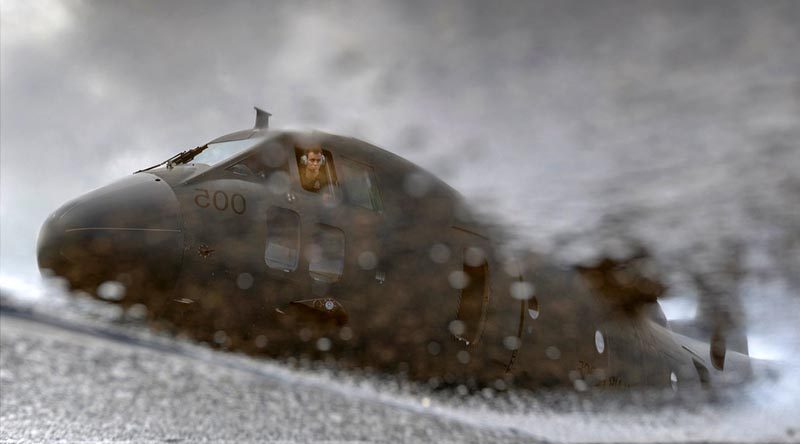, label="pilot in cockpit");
[299,145,330,192]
